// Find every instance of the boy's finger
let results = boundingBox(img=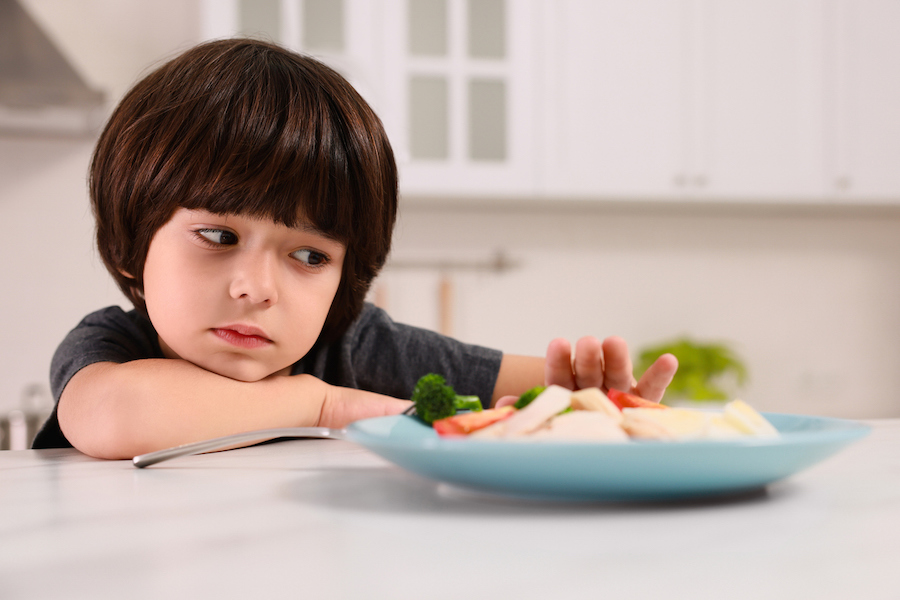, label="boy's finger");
[634,353,679,403]
[601,336,634,392]
[573,336,604,390]
[544,338,576,389]
[494,395,518,409]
